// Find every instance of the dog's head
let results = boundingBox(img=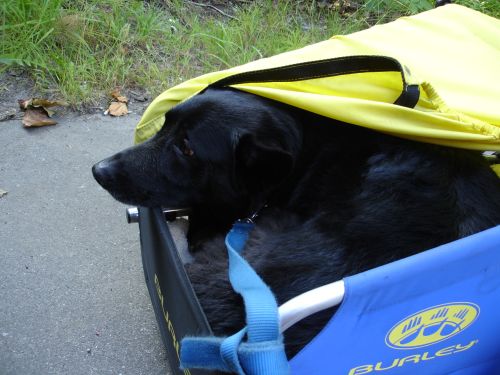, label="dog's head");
[92,88,302,217]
